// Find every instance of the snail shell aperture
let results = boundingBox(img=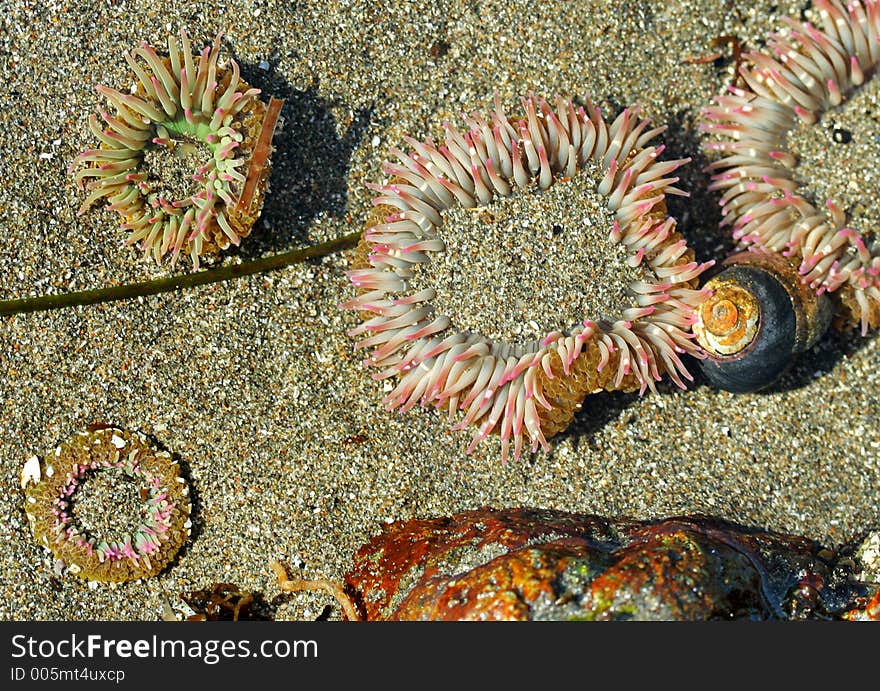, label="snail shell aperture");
[694,251,832,393]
